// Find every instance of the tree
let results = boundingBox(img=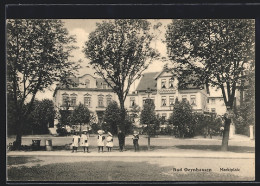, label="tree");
[7,94,16,135]
[70,103,91,135]
[233,63,255,136]
[165,19,255,151]
[169,100,194,138]
[140,99,157,150]
[25,99,55,135]
[83,19,159,136]
[103,101,121,135]
[7,19,78,149]
[57,98,72,129]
